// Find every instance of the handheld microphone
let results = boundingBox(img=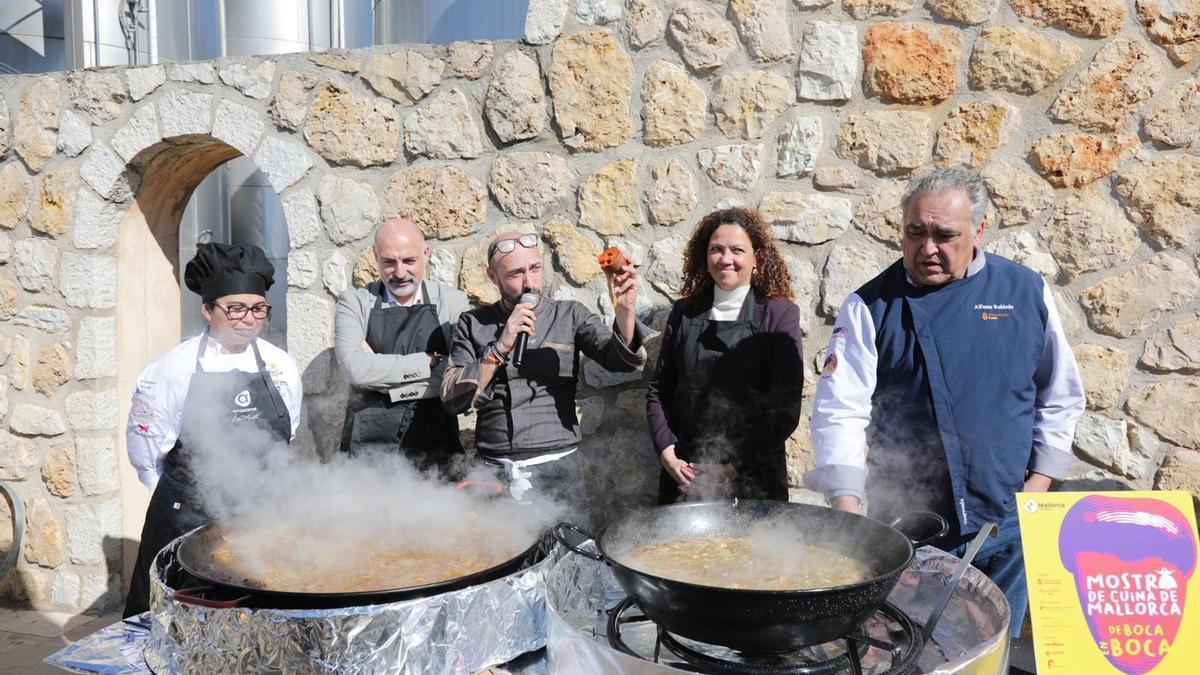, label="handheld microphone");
[512,292,538,367]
